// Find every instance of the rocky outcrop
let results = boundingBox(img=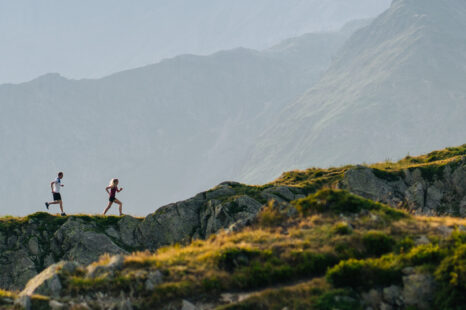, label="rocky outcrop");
[1,157,464,291]
[339,158,466,216]
[361,270,437,310]
[0,182,304,291]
